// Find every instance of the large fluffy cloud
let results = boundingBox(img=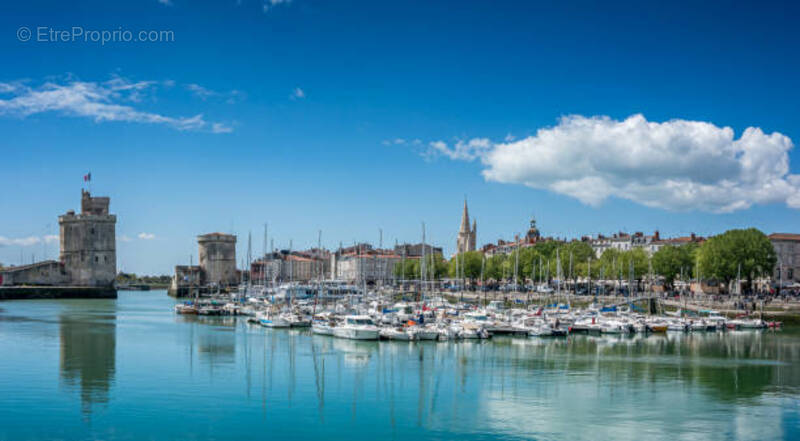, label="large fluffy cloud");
[429,114,800,213]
